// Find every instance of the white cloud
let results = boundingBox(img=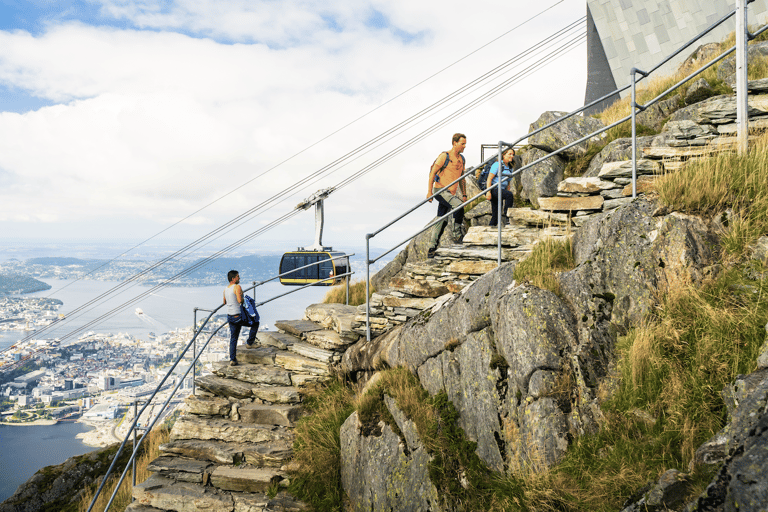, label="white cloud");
[0,0,587,247]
